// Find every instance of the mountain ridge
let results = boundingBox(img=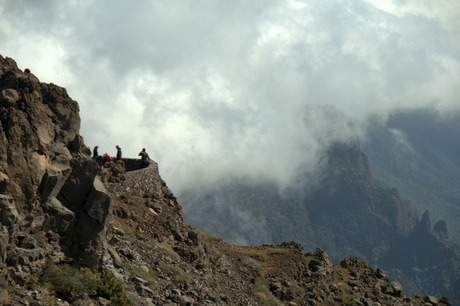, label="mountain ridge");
[179,137,460,302]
